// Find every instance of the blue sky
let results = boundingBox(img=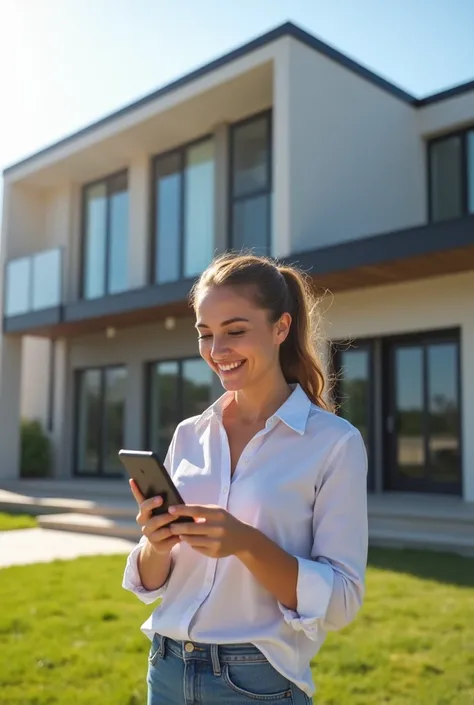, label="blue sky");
[1,0,473,201]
